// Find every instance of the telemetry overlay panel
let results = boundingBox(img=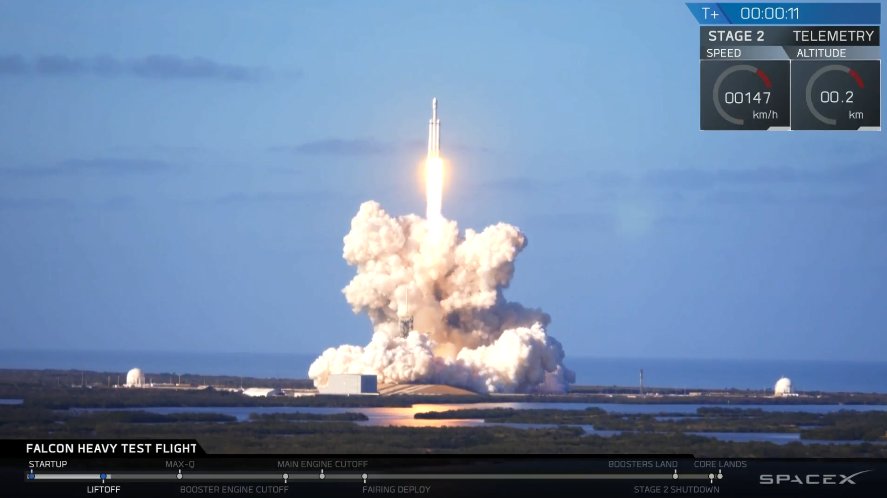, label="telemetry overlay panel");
[687,3,881,131]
